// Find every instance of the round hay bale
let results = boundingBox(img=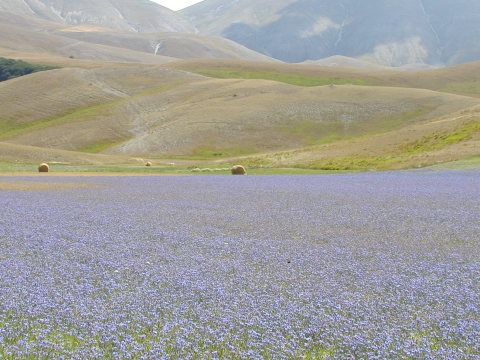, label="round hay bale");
[231,165,247,175]
[38,163,49,173]
[146,161,152,167]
